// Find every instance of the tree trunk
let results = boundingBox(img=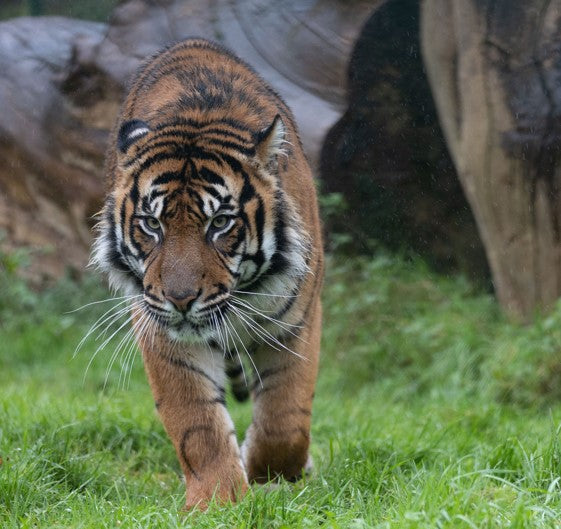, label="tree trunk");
[421,0,561,321]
